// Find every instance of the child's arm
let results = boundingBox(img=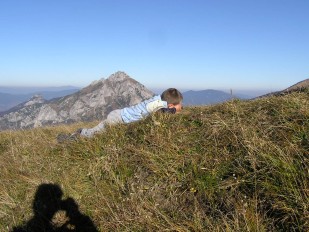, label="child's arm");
[146,99,167,112]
